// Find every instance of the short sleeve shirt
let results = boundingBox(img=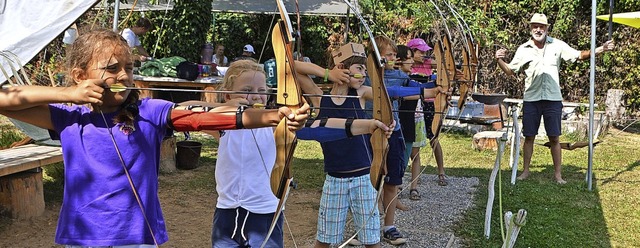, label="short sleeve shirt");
[120,28,140,48]
[212,55,228,66]
[507,36,581,102]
